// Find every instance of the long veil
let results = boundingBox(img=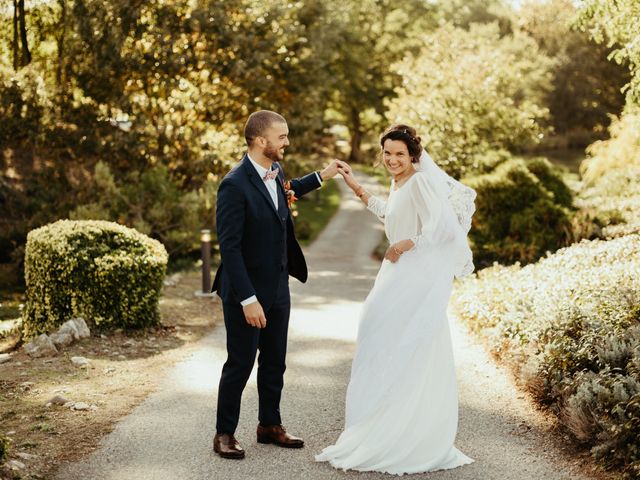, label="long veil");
[415,149,476,278]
